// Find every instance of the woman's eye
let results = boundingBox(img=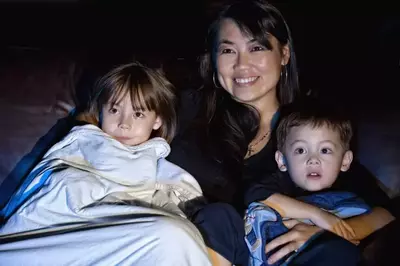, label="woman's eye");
[321,148,332,154]
[294,148,305,154]
[134,112,144,118]
[251,46,265,52]
[221,48,234,54]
